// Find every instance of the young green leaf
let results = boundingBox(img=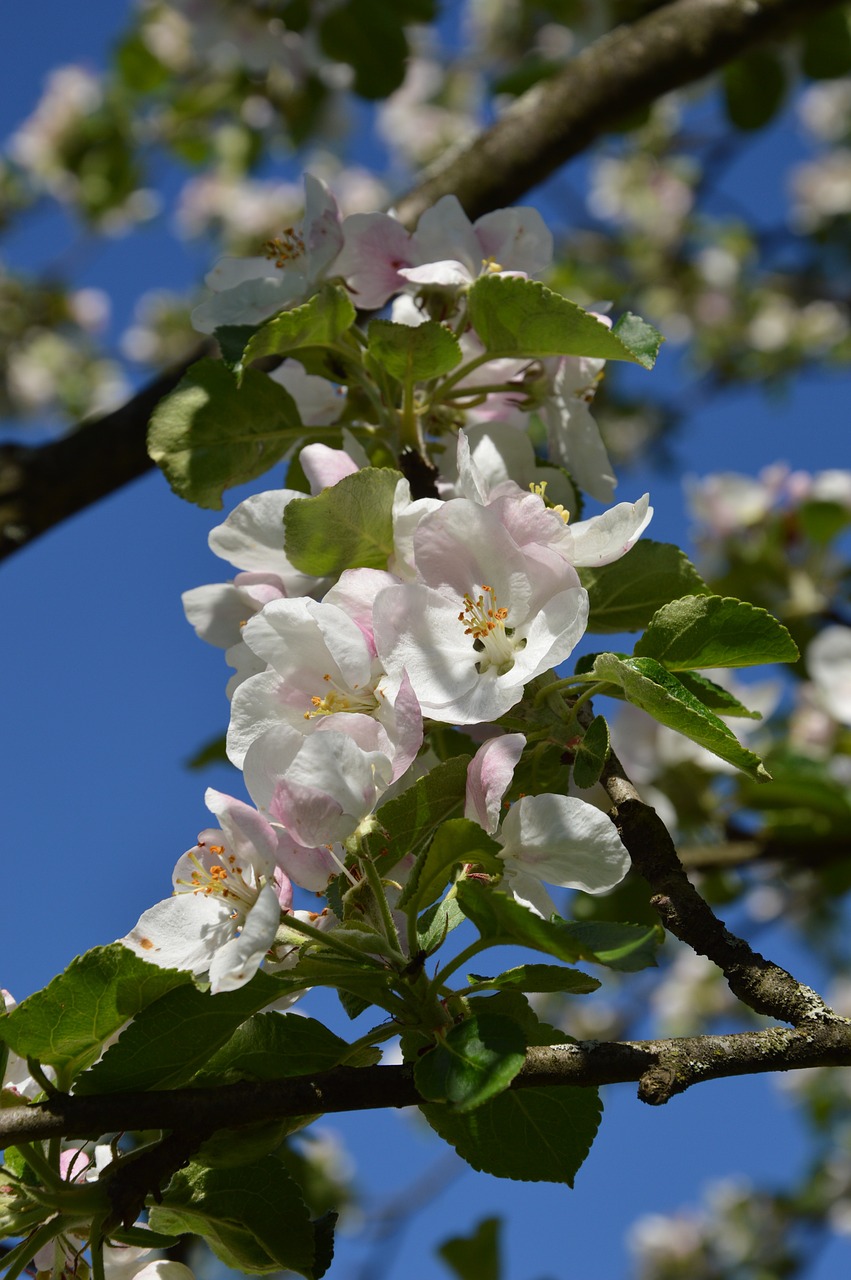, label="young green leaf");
[368,754,471,874]
[238,285,357,370]
[466,964,600,995]
[148,361,304,509]
[633,595,799,669]
[367,318,462,381]
[593,653,772,780]
[400,817,503,914]
[573,715,610,789]
[468,275,663,367]
[284,467,400,575]
[414,1013,527,1111]
[579,541,709,633]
